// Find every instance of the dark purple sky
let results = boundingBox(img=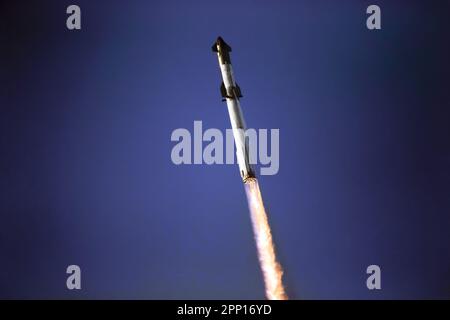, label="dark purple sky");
[1,0,449,299]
